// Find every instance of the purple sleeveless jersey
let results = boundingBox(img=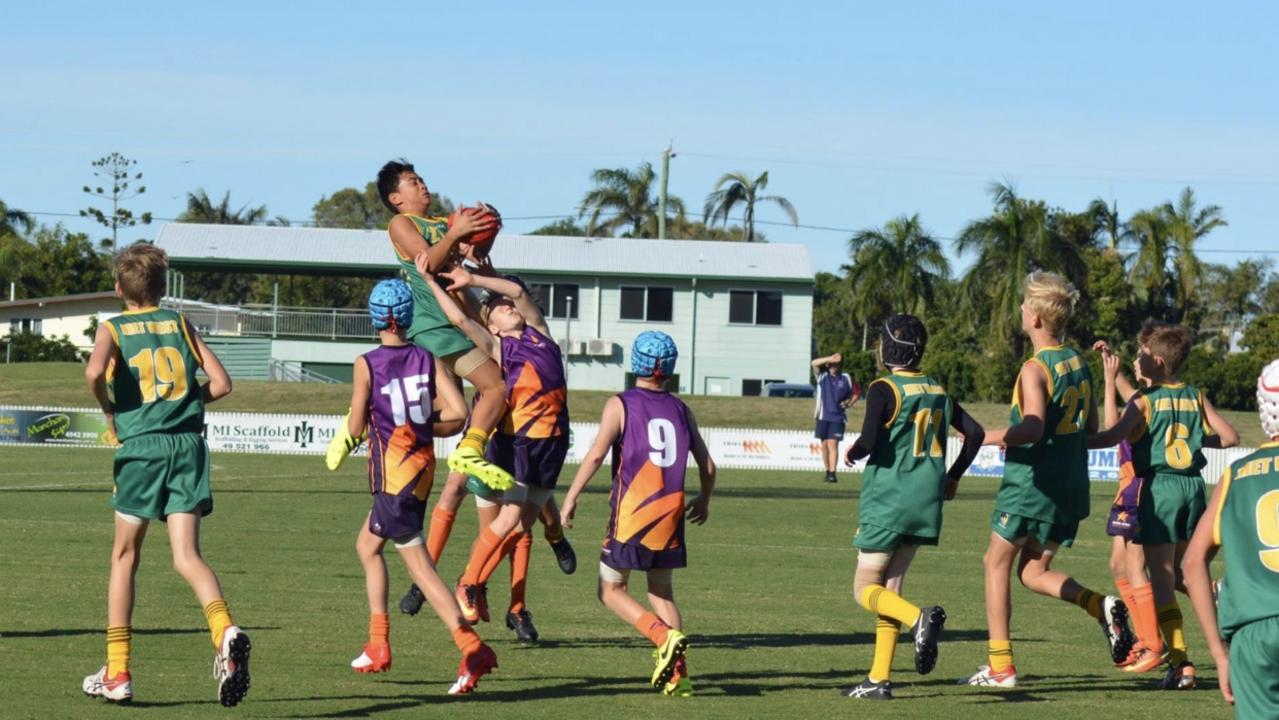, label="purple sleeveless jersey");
[499,326,568,439]
[601,387,693,570]
[364,344,437,506]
